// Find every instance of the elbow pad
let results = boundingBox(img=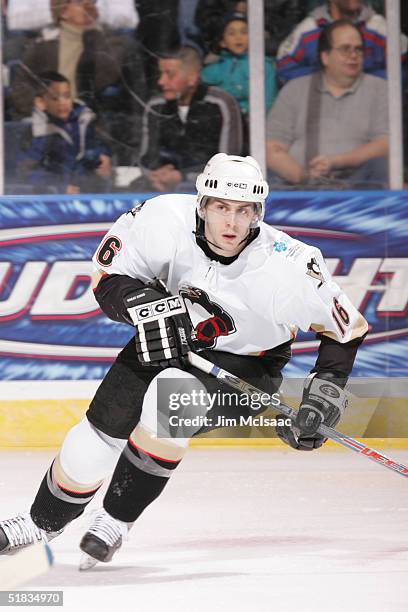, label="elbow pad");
[94,273,146,324]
